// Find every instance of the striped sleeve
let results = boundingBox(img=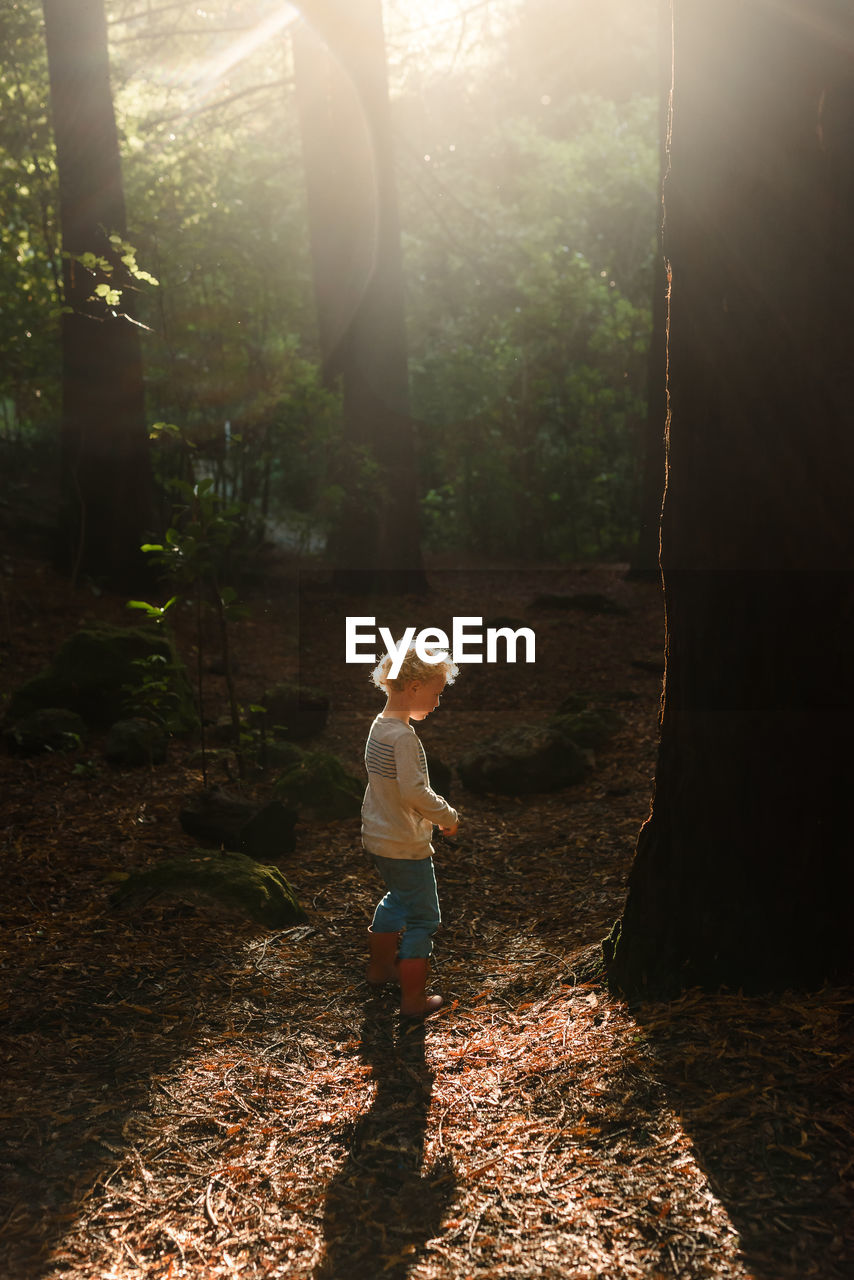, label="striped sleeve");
[365,735,398,780]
